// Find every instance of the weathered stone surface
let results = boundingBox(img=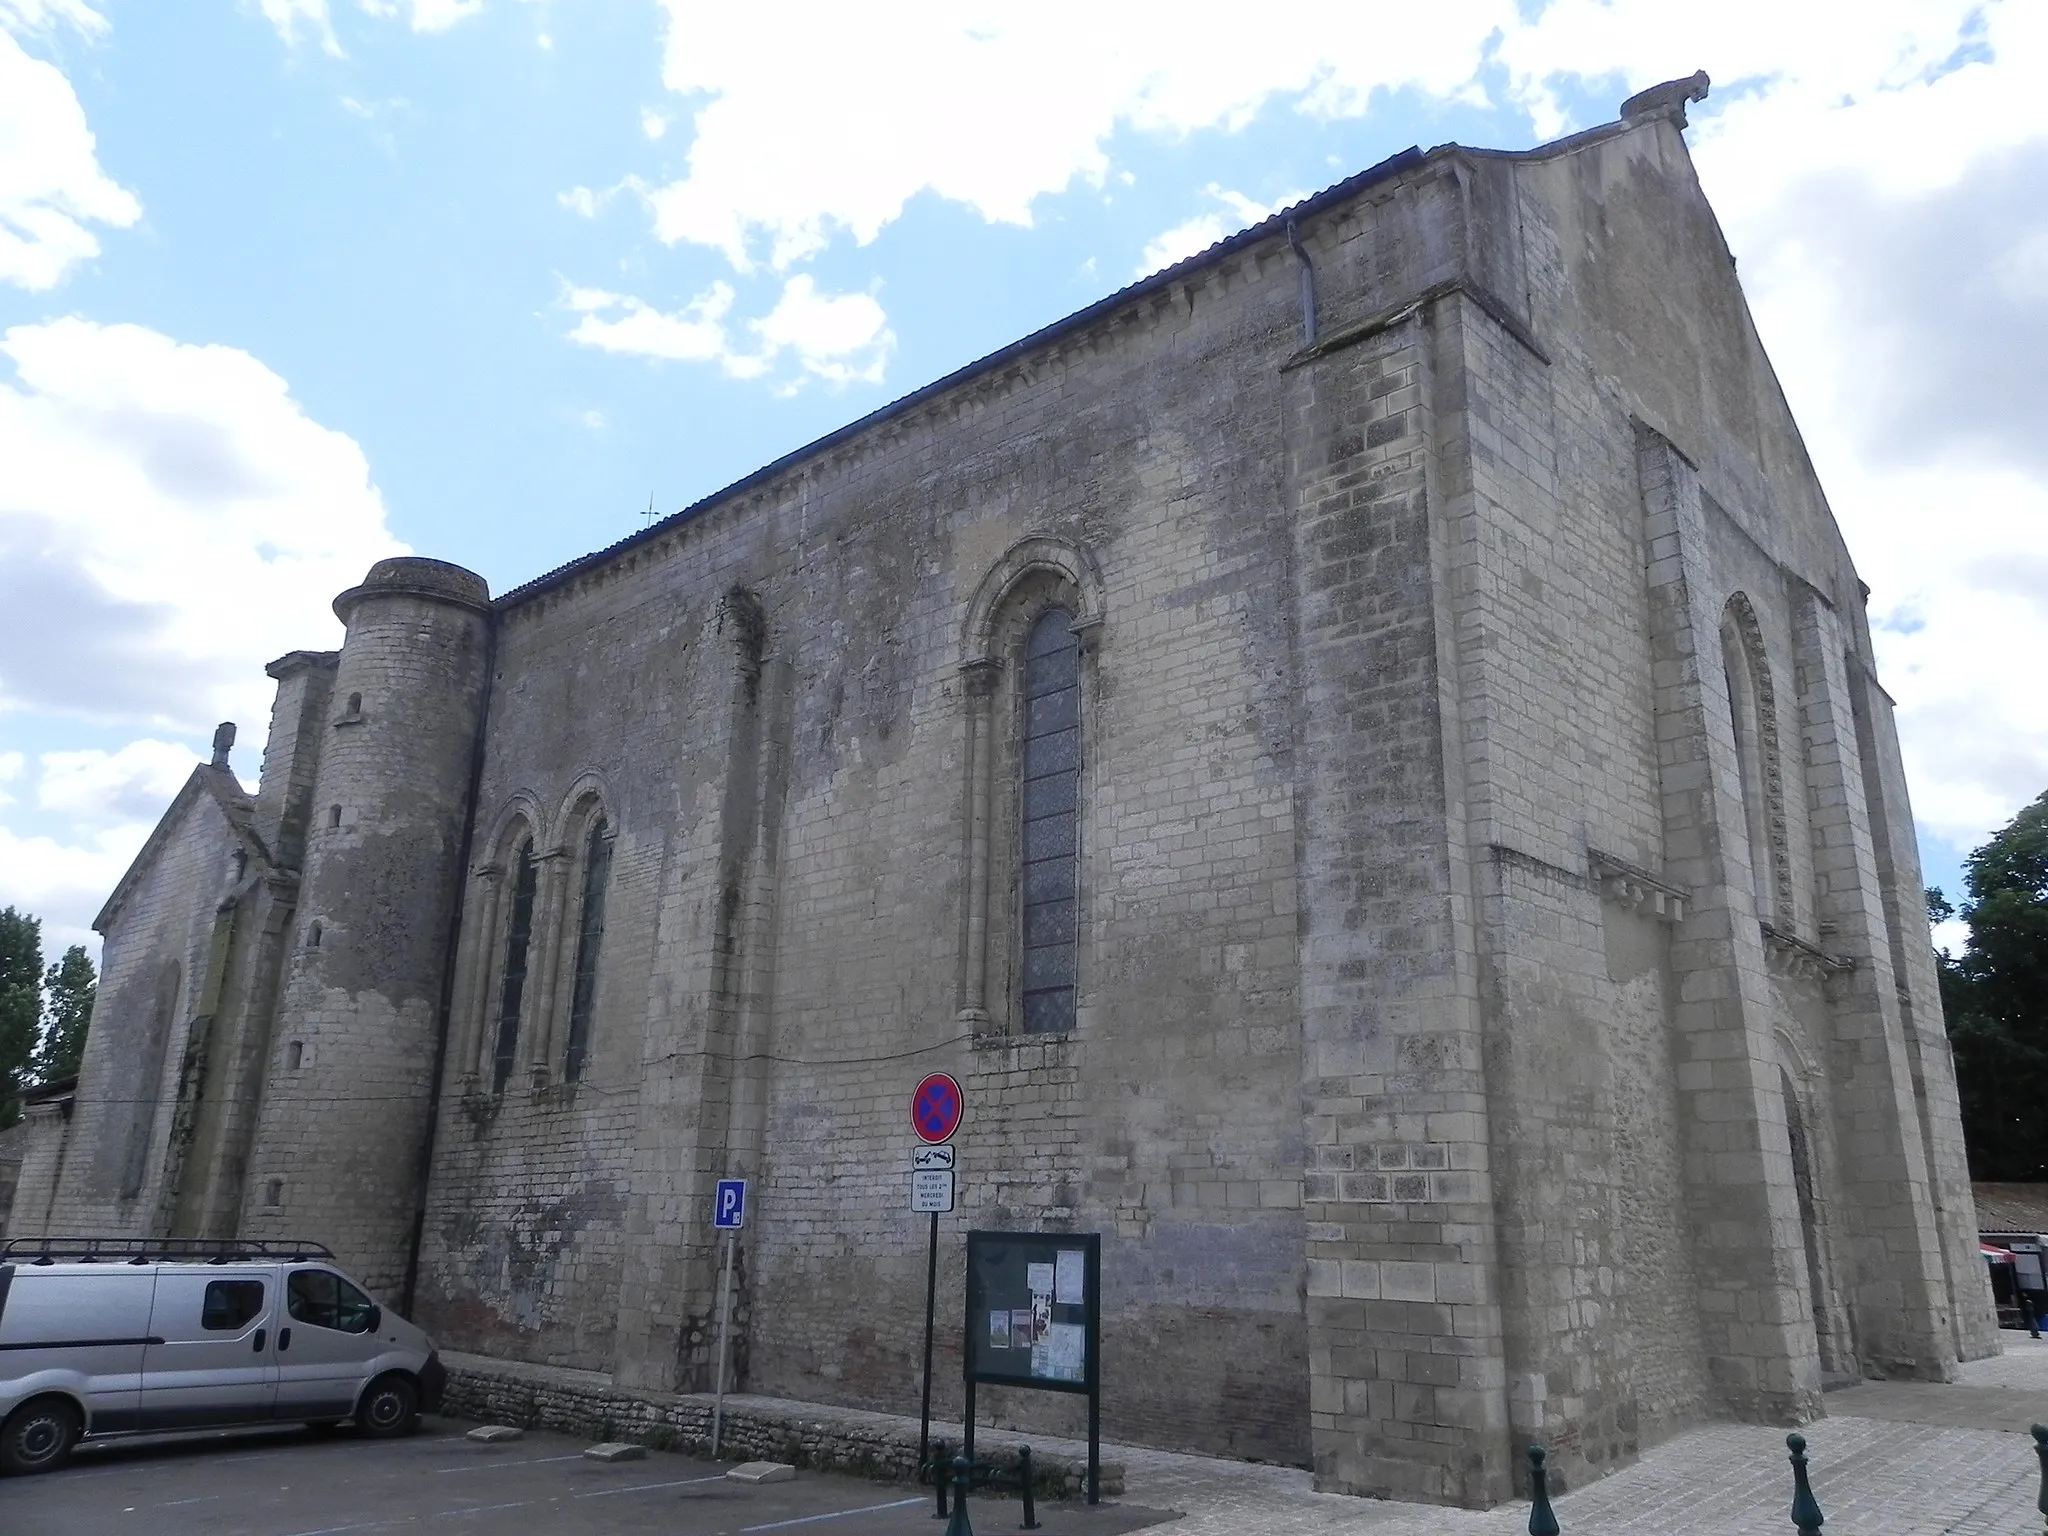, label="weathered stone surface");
[465,1424,523,1442]
[18,76,1994,1512]
[582,1441,647,1462]
[438,1352,1125,1498]
[726,1461,796,1484]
